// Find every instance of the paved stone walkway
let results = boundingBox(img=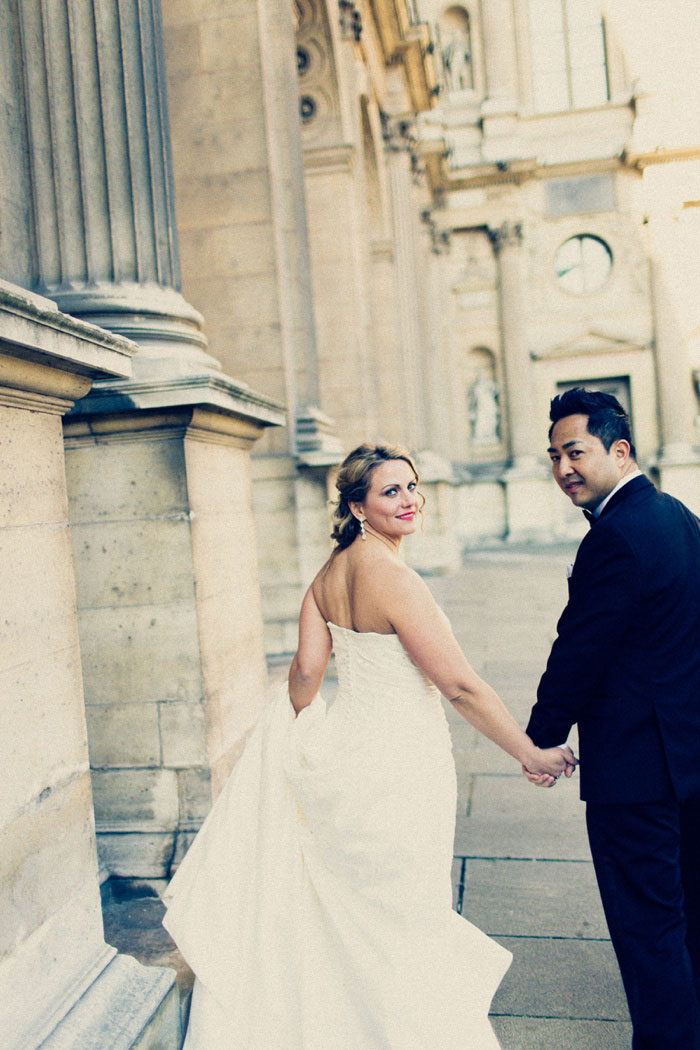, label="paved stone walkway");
[429,545,632,1050]
[103,542,634,1048]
